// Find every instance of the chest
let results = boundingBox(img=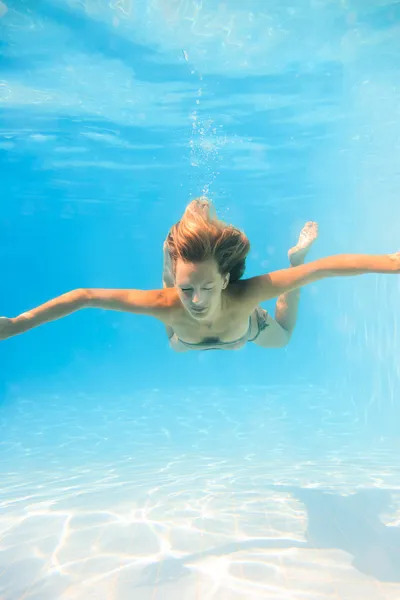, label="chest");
[171,309,251,344]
